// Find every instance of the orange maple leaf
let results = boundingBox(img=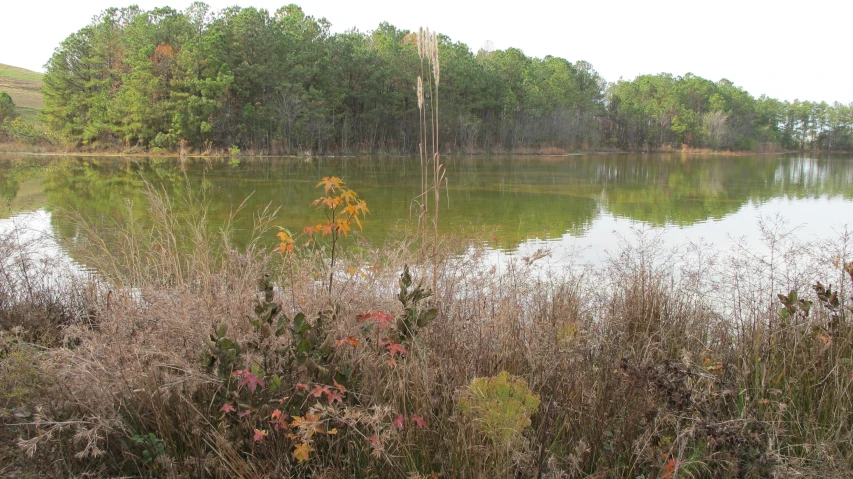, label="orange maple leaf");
[344,203,362,225]
[336,220,351,237]
[386,342,408,358]
[305,413,321,423]
[293,442,314,462]
[662,457,676,479]
[355,199,369,215]
[333,379,348,394]
[340,189,358,204]
[291,413,324,437]
[310,385,332,398]
[335,336,359,348]
[316,176,343,194]
[277,230,295,253]
[320,196,341,209]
